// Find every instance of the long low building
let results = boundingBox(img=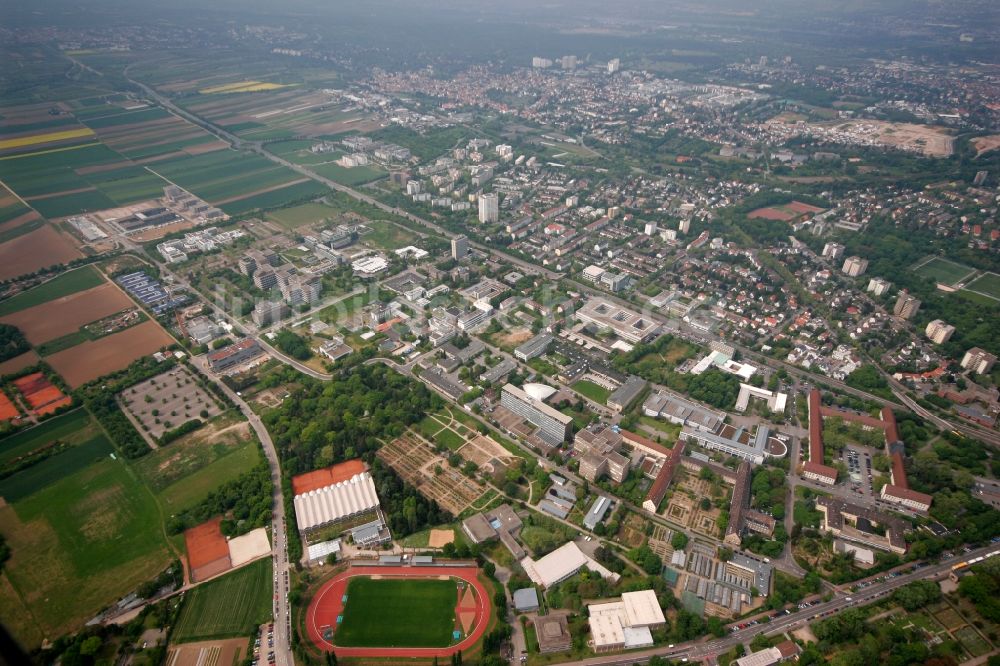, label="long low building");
[643,391,724,432]
[681,423,783,465]
[293,471,381,532]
